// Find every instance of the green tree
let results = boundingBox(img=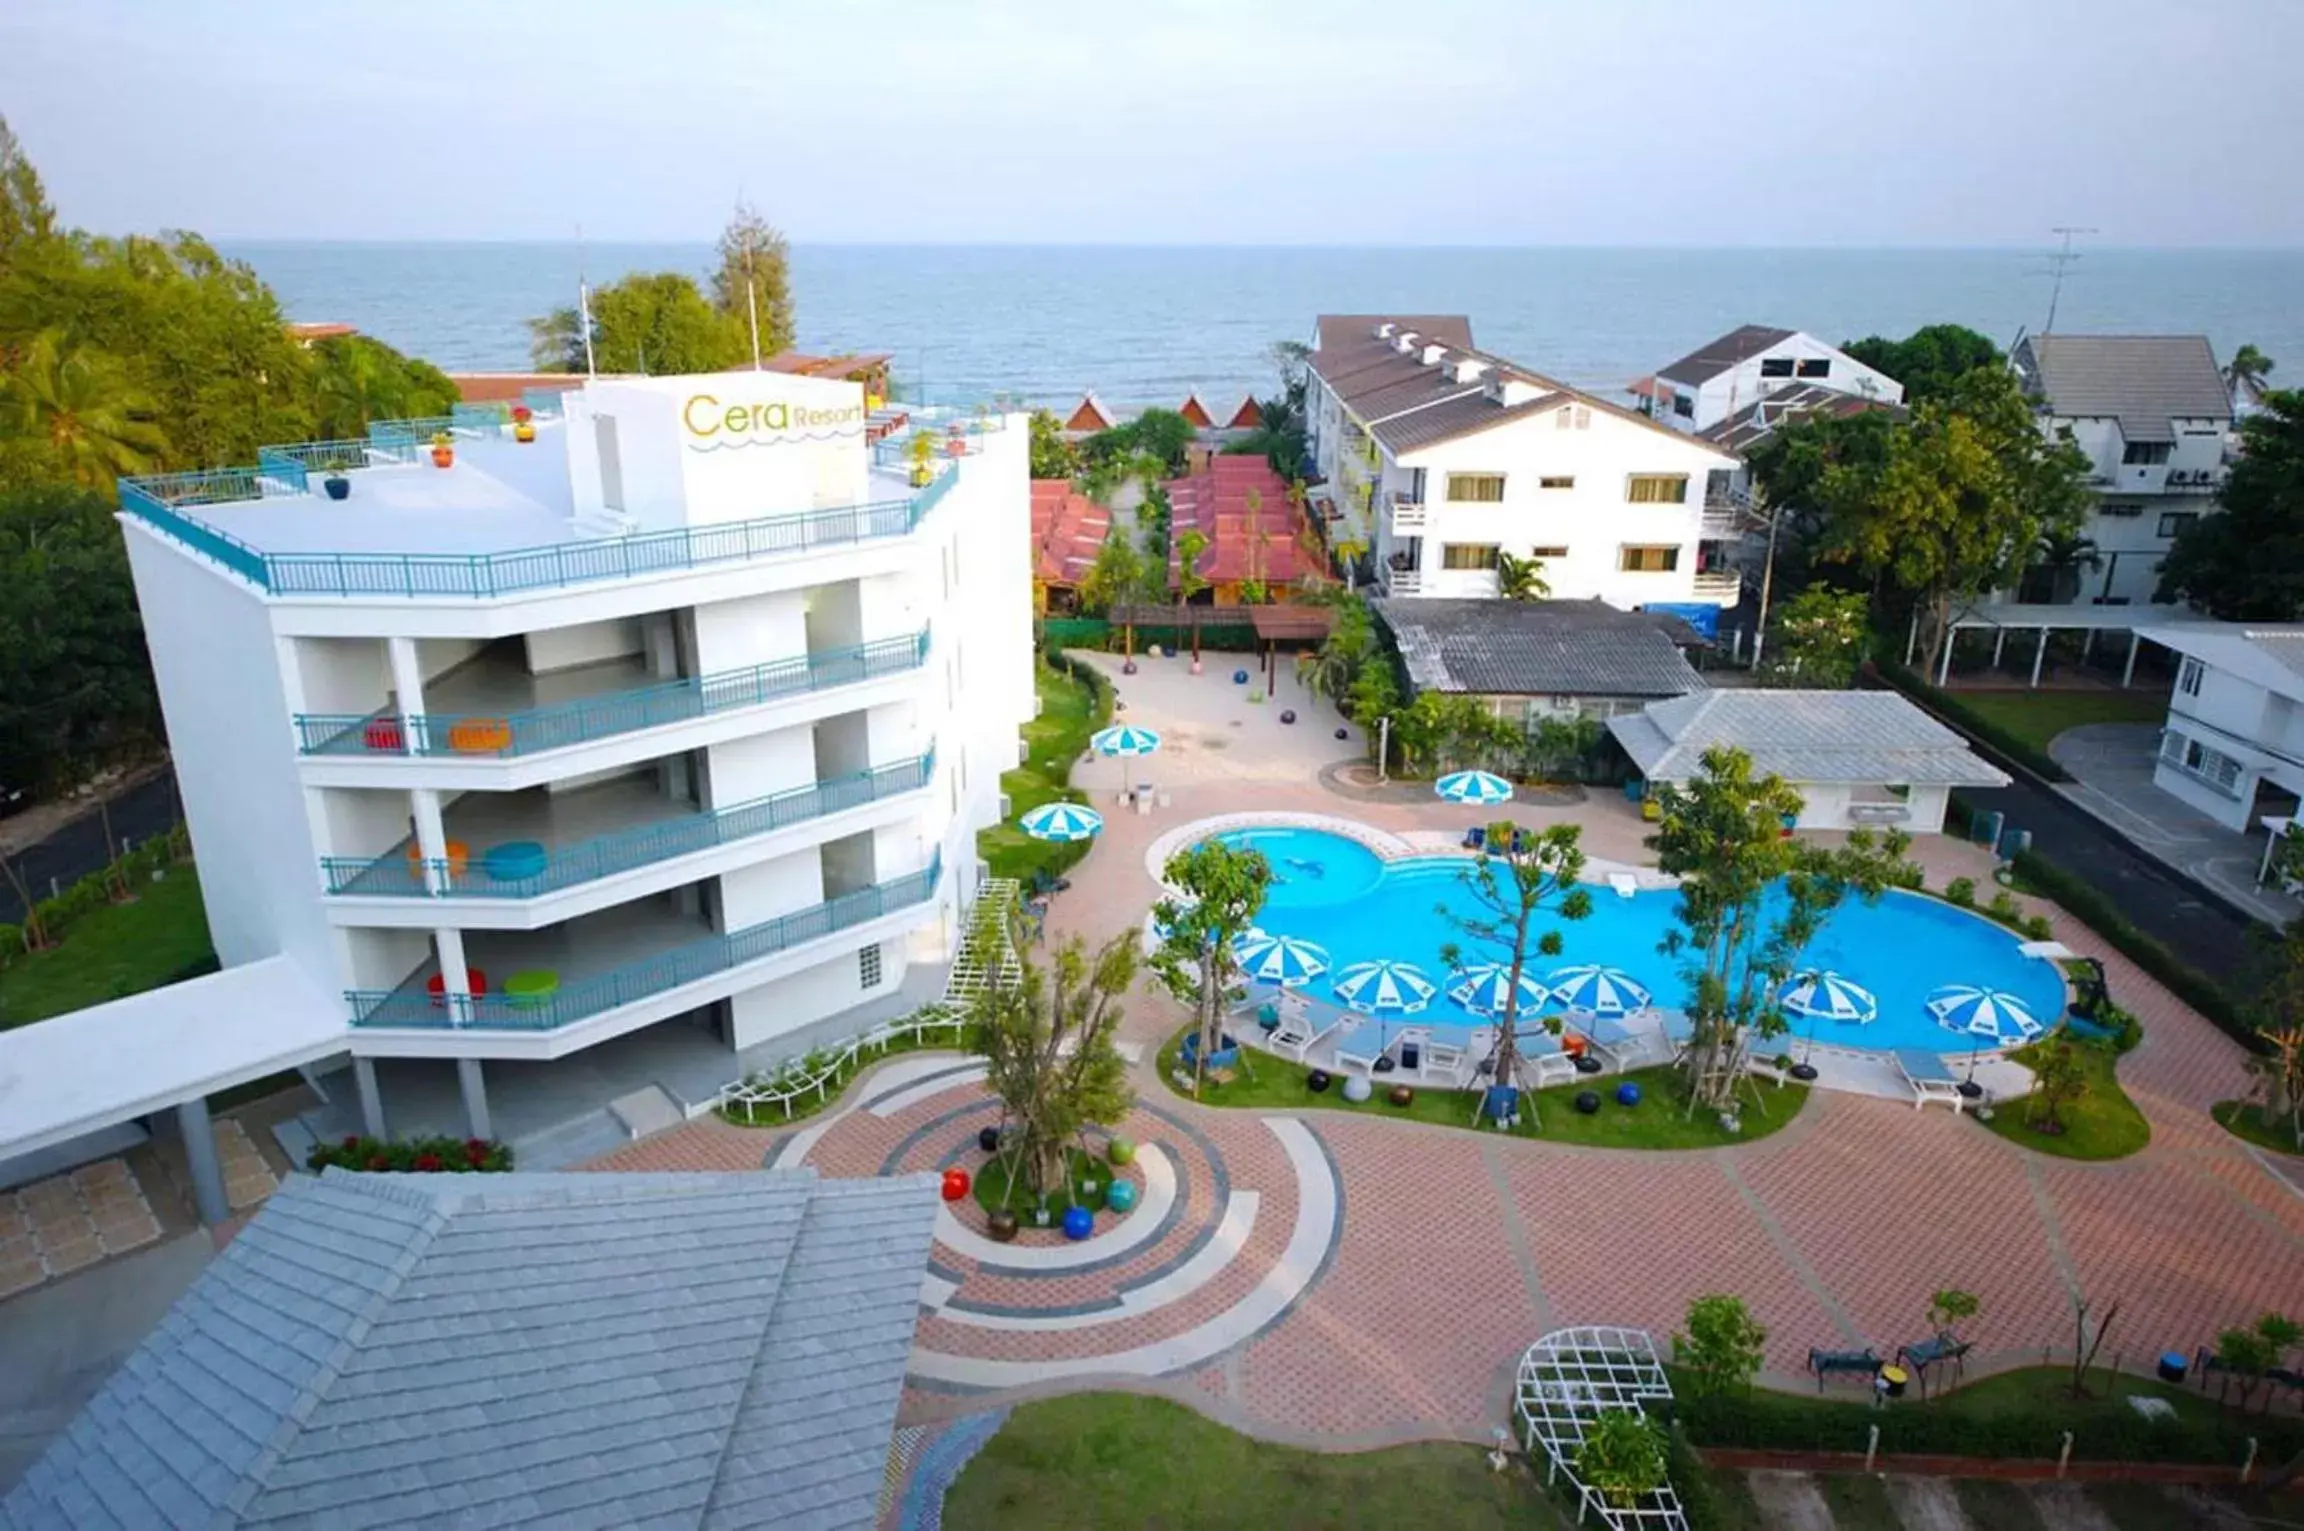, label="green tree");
[2025,528,2102,606]
[1756,587,1868,688]
[1437,821,1592,1113]
[529,271,745,375]
[1149,839,1272,1096]
[2214,1324,2279,1410]
[1078,529,1144,625]
[1649,747,1916,1111]
[1672,1294,1767,1398]
[1842,324,2002,405]
[1927,1288,1980,1341]
[310,334,456,439]
[1822,366,2089,679]
[0,332,168,489]
[1744,408,1898,592]
[1494,549,1549,601]
[1573,1410,1670,1511]
[974,929,1137,1208]
[0,115,57,282]
[1027,408,1079,480]
[708,198,793,364]
[2227,343,2274,400]
[0,483,158,790]
[1523,716,1601,782]
[2026,1035,2089,1135]
[1081,407,1196,480]
[1295,594,1372,706]
[2158,389,2304,618]
[1174,528,1210,661]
